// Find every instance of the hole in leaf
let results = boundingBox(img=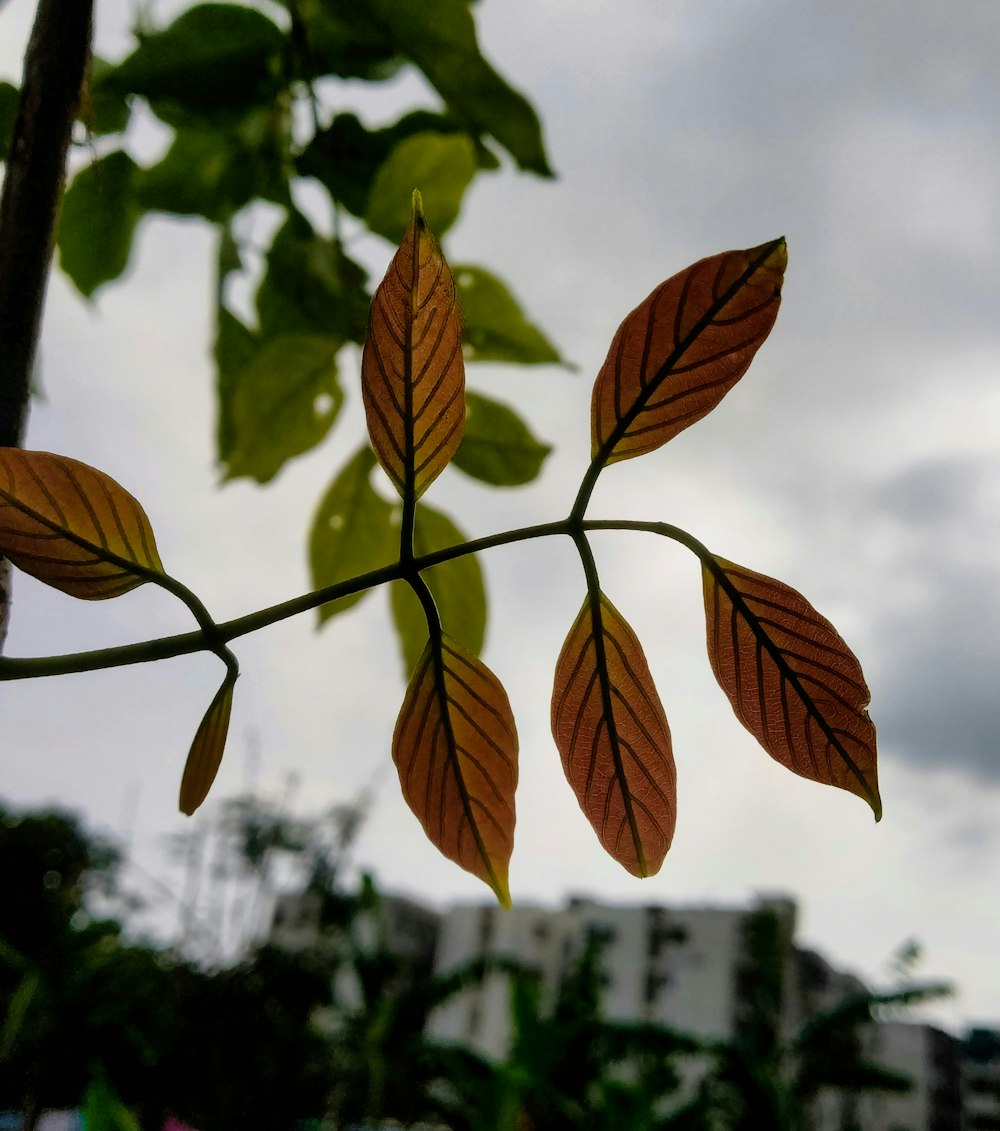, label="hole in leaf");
[328,514,345,531]
[314,393,334,416]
